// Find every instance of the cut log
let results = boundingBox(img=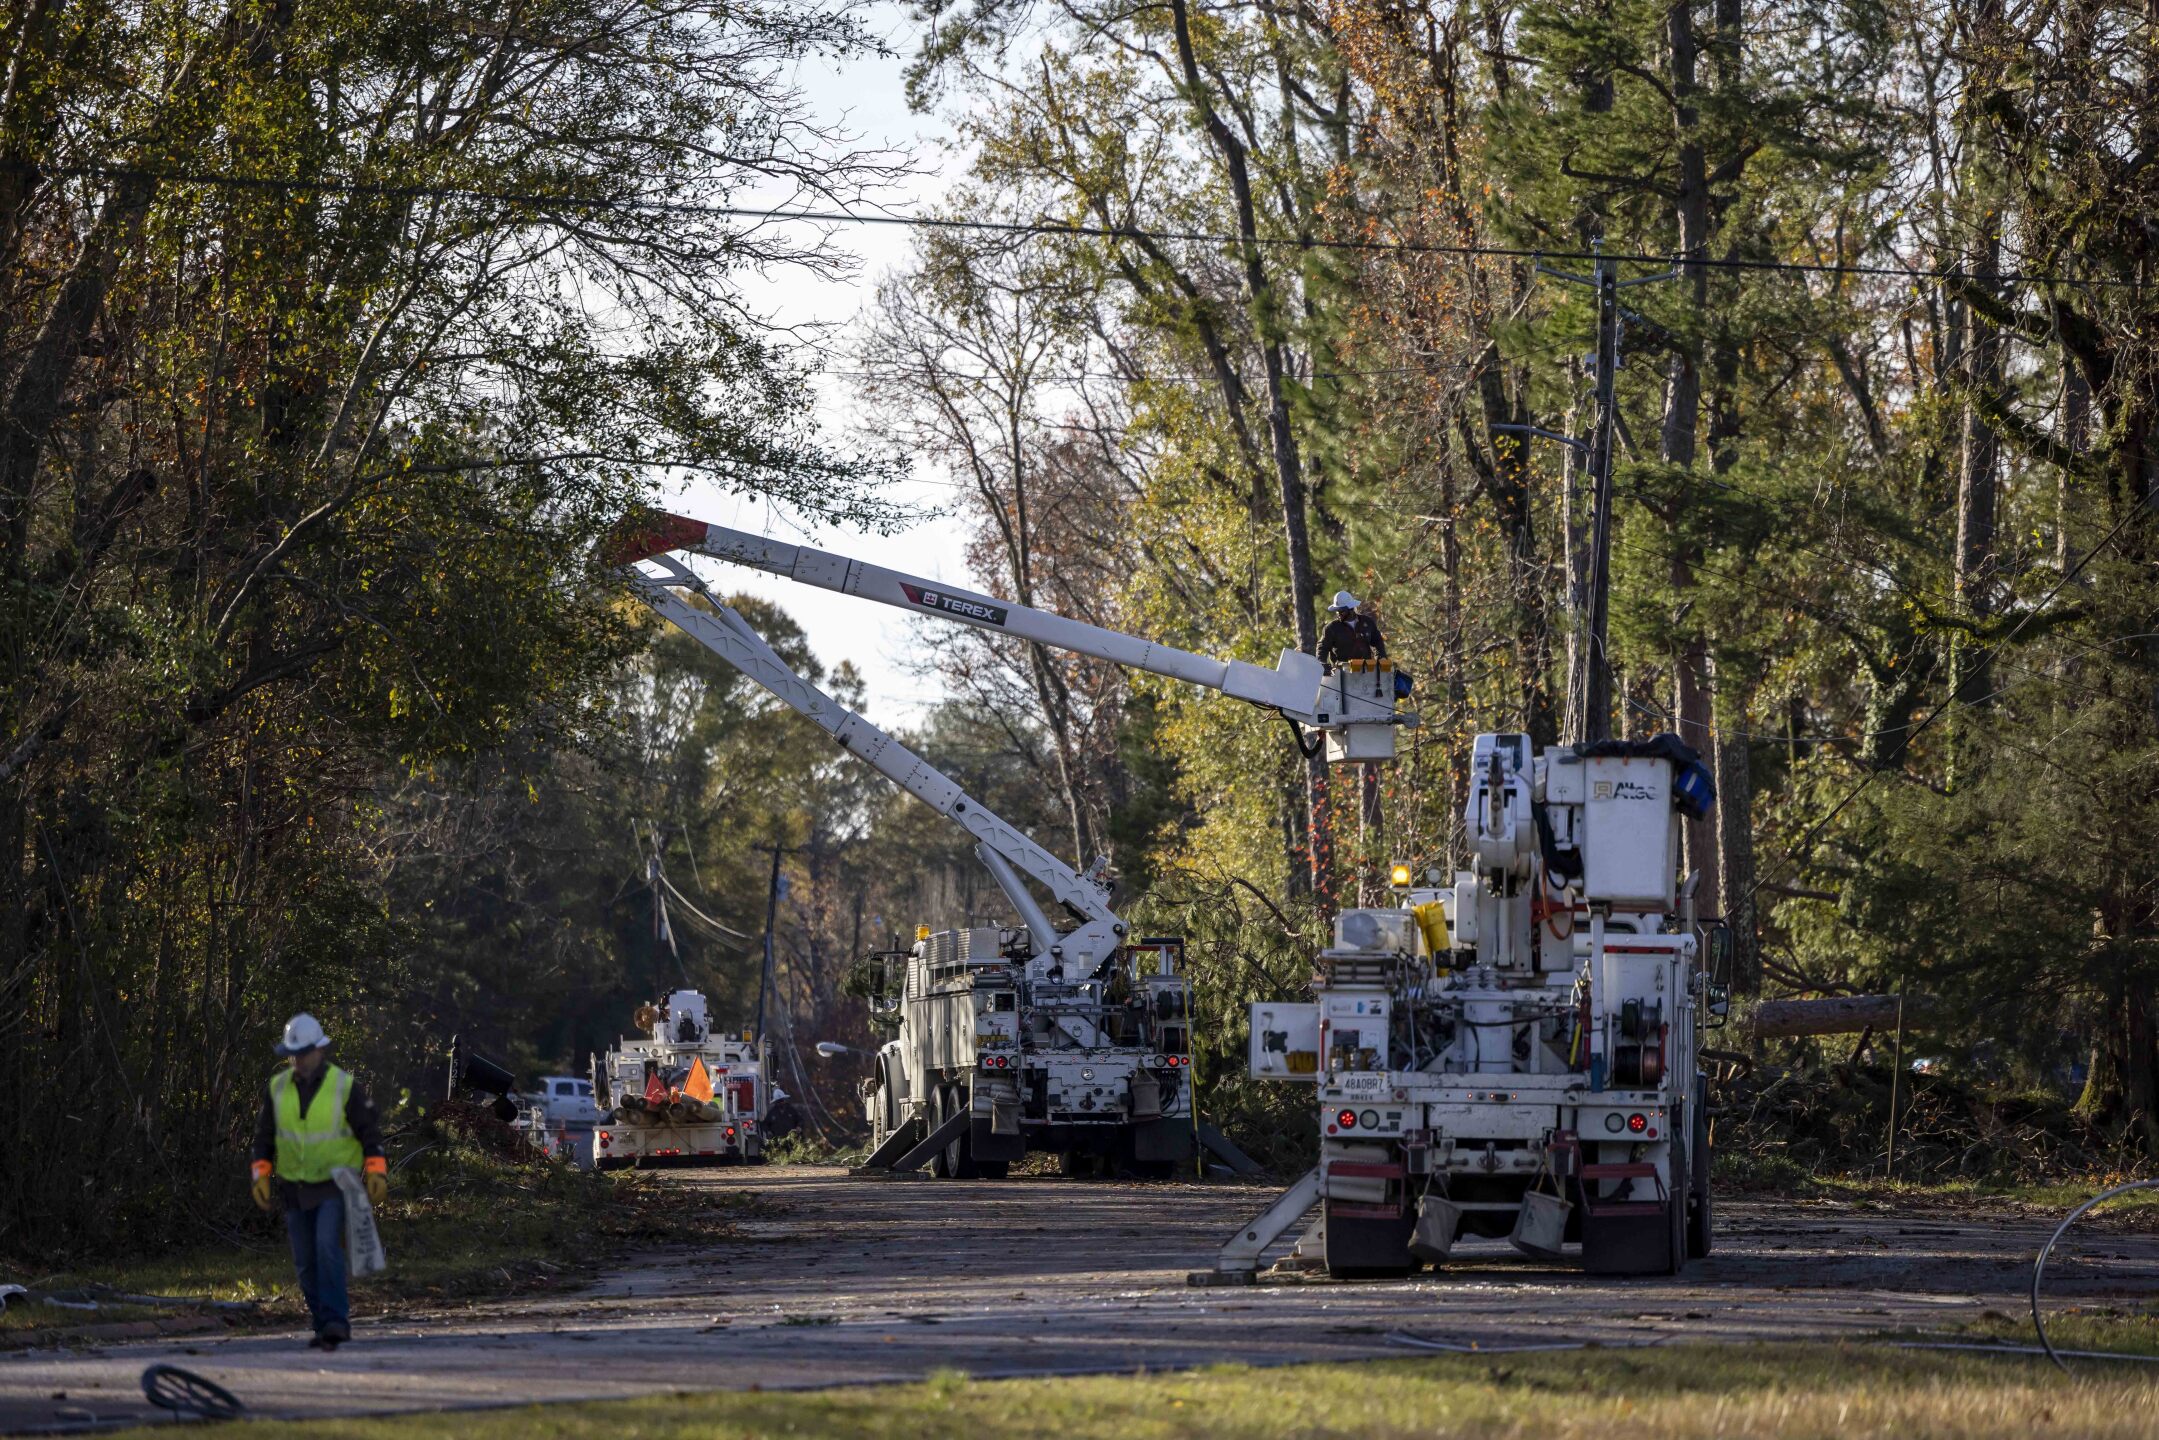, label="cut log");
[1747,994,1935,1040]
